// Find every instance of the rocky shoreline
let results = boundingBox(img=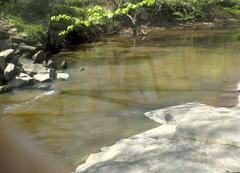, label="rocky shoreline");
[0,19,69,94]
[74,102,240,173]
